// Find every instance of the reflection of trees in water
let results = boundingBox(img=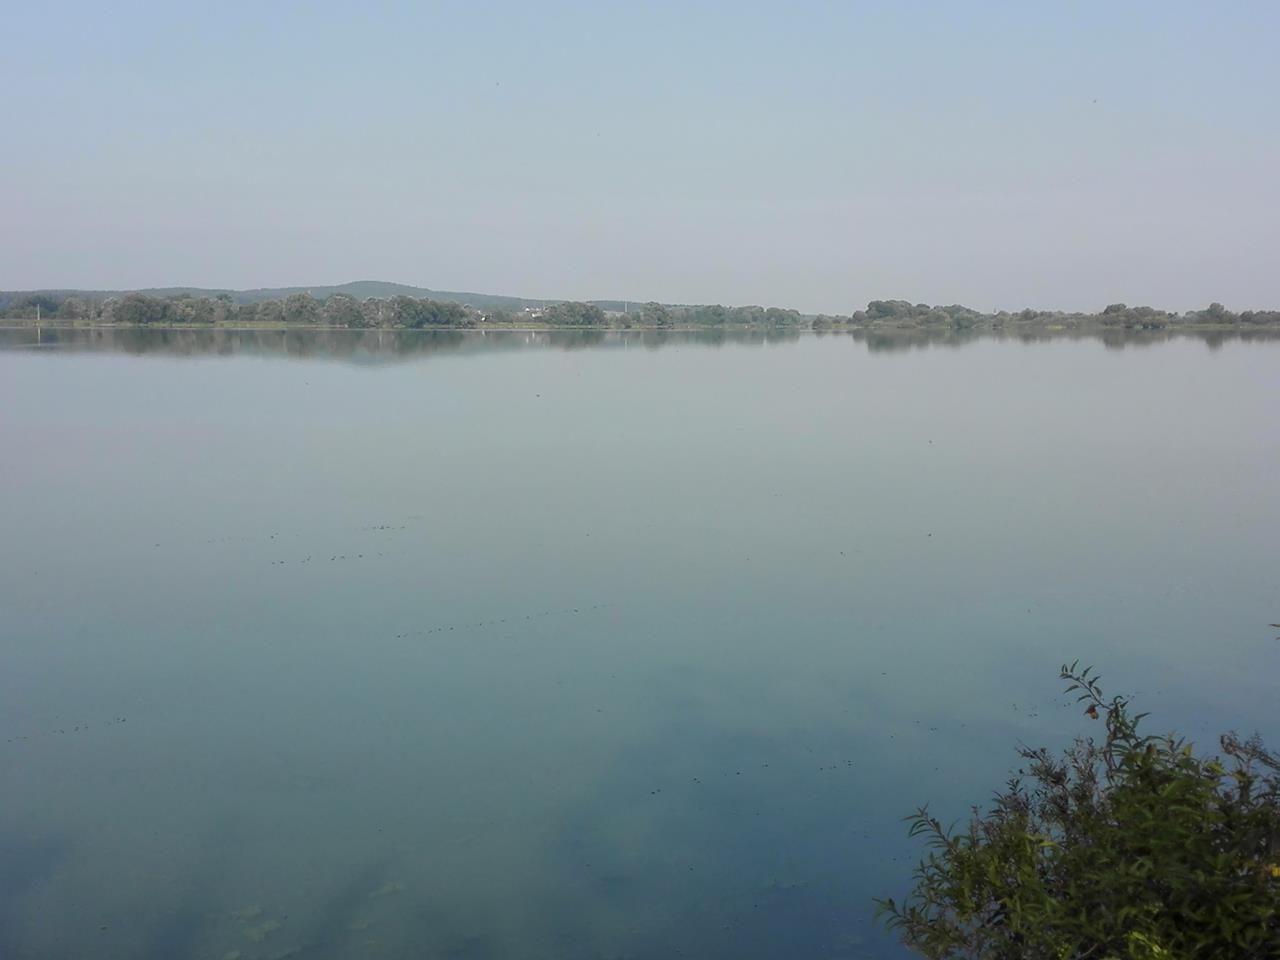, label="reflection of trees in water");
[1,325,1275,362]
[854,327,1280,354]
[0,326,805,361]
